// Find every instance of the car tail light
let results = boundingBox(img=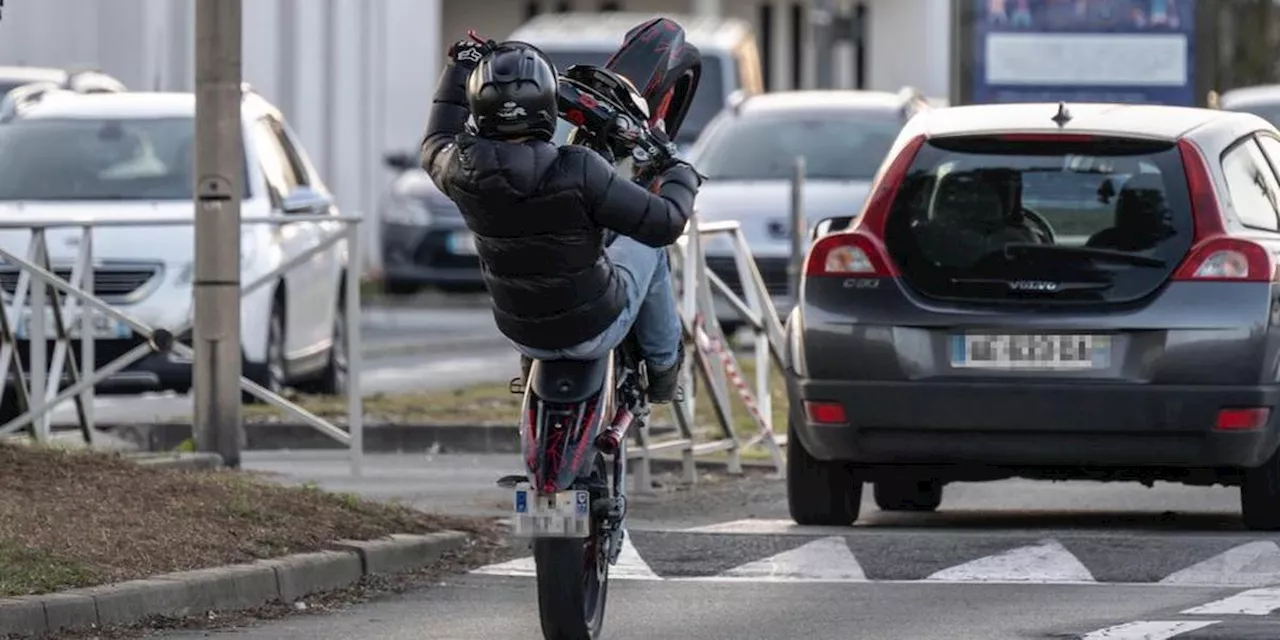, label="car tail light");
[805,231,898,277]
[1215,408,1271,431]
[1171,140,1276,282]
[804,134,925,278]
[804,401,848,425]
